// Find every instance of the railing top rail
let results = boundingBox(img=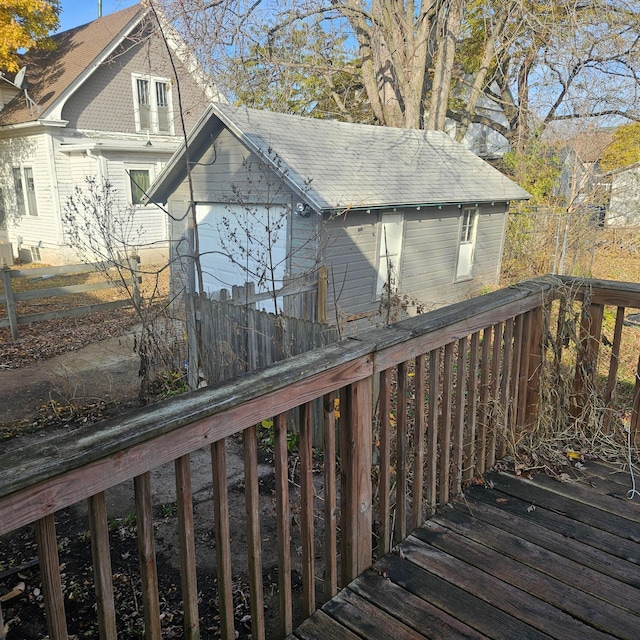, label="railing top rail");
[2,276,639,534]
